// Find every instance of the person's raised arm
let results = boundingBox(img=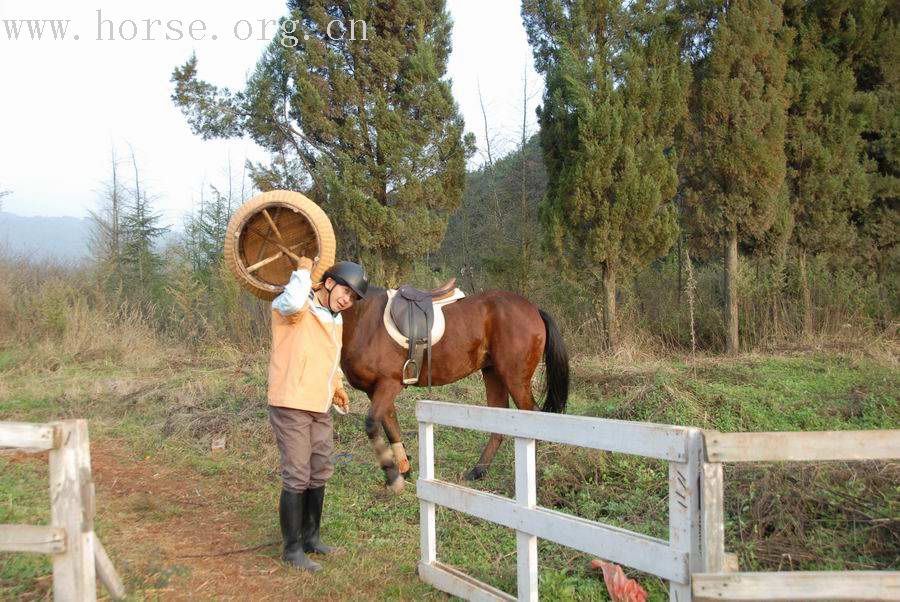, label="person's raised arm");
[271,256,314,316]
